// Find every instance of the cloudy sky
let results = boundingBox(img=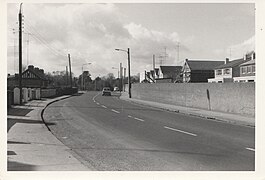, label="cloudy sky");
[7,3,255,78]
